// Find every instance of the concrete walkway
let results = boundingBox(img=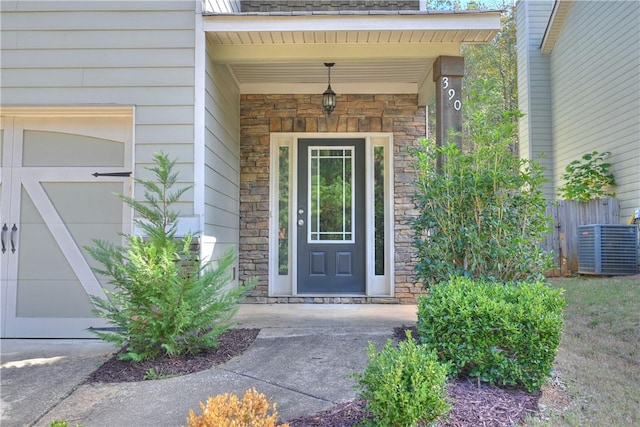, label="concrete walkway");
[0,304,417,427]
